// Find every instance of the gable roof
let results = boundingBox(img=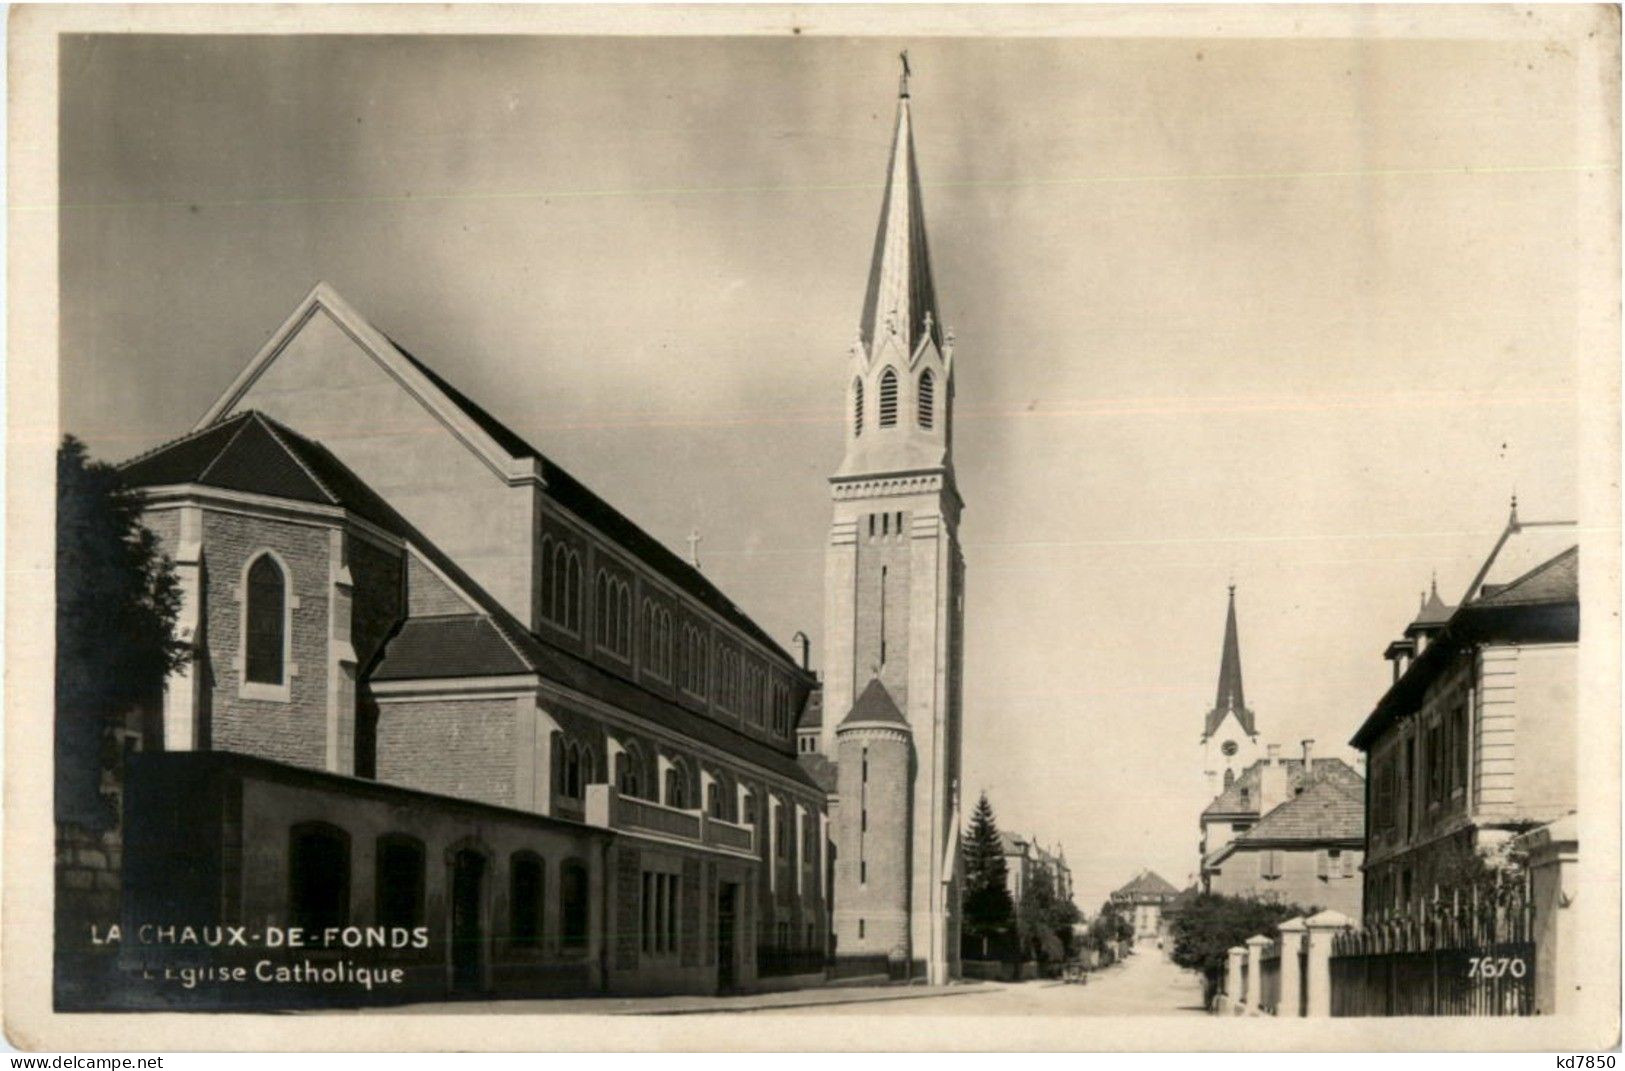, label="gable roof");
[125,409,816,791]
[1475,545,1577,607]
[1112,869,1180,899]
[1351,531,1578,750]
[797,752,839,795]
[1202,756,1364,818]
[796,687,824,731]
[839,678,909,729]
[1238,776,1364,844]
[199,283,802,671]
[370,615,531,680]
